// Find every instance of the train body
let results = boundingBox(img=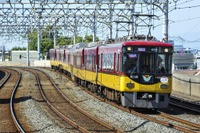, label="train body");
[50,40,173,108]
